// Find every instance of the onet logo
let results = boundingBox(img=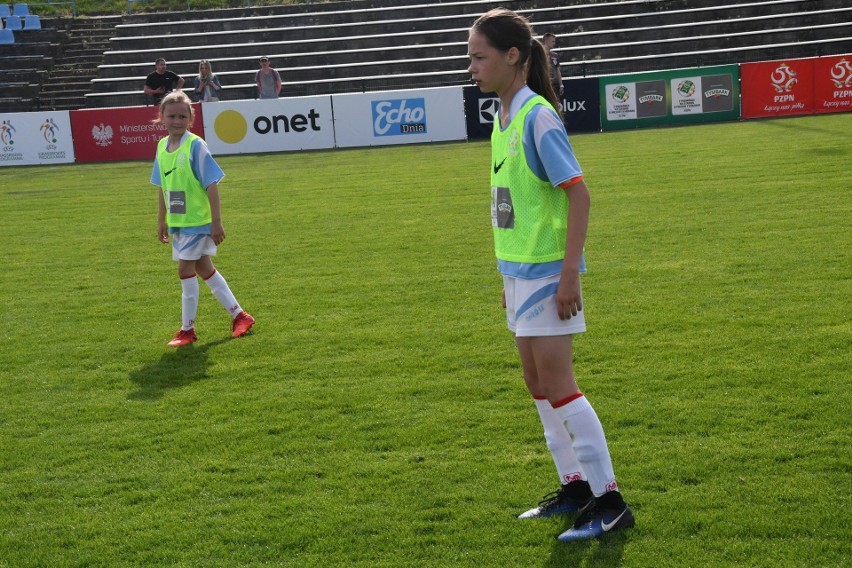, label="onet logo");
[214,110,249,144]
[213,108,323,144]
[371,98,427,136]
